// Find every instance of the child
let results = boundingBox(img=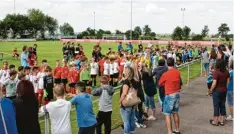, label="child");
[70,81,97,134]
[61,61,69,93]
[37,63,46,107]
[91,76,115,134]
[13,48,19,60]
[68,63,79,94]
[98,56,105,76]
[109,58,114,86]
[103,57,110,76]
[43,66,54,105]
[113,58,119,87]
[54,60,62,85]
[0,61,9,86]
[90,57,99,87]
[18,66,24,74]
[30,66,39,98]
[9,64,16,71]
[207,65,215,96]
[28,47,37,68]
[24,66,31,80]
[80,63,91,94]
[1,70,17,100]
